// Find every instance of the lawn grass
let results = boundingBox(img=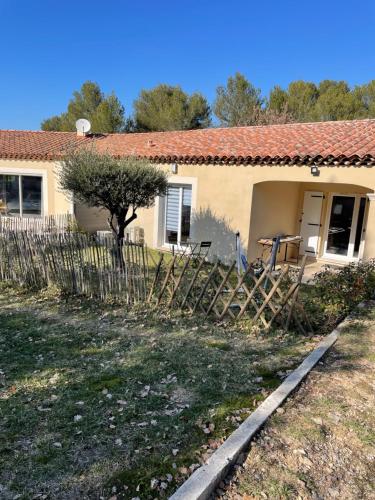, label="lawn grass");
[228,305,375,500]
[0,282,323,499]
